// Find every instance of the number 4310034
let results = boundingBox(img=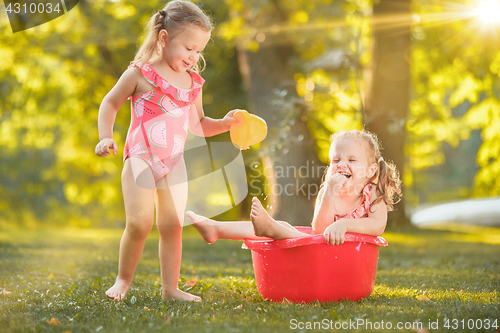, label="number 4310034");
[444,318,498,330]
[6,2,61,14]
